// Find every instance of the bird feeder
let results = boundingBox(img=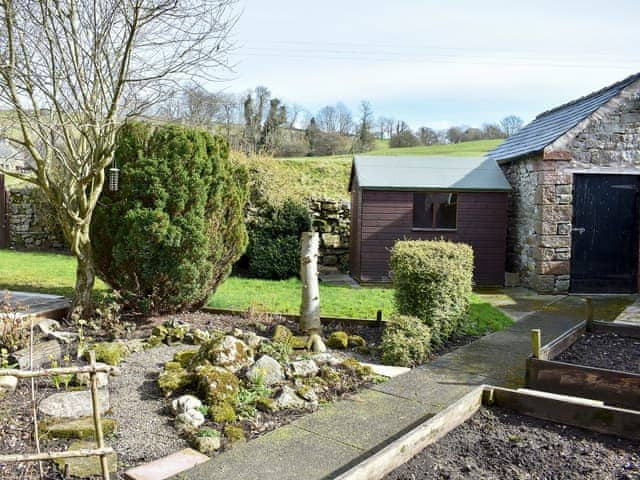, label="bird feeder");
[108,167,120,192]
